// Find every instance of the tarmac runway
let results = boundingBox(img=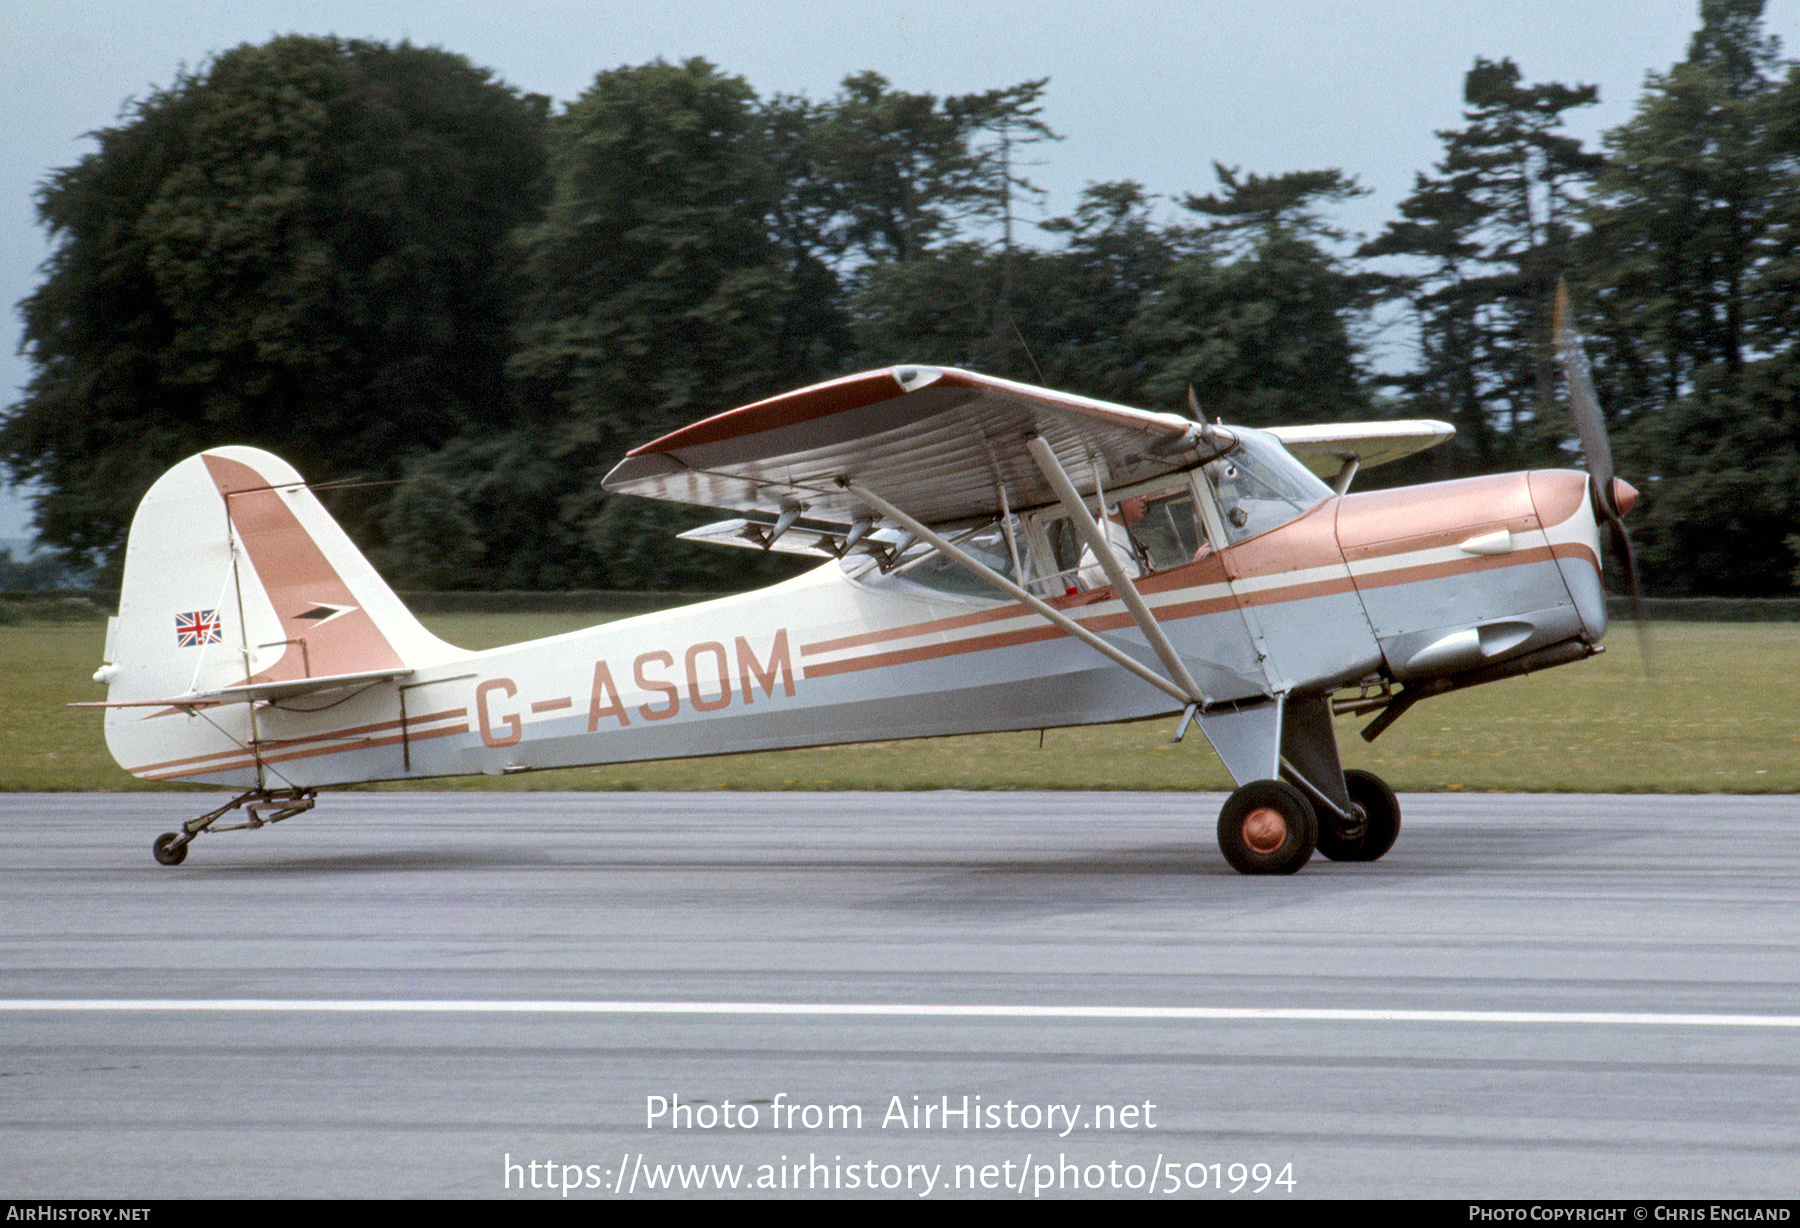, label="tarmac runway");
[3,789,1797,1200]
